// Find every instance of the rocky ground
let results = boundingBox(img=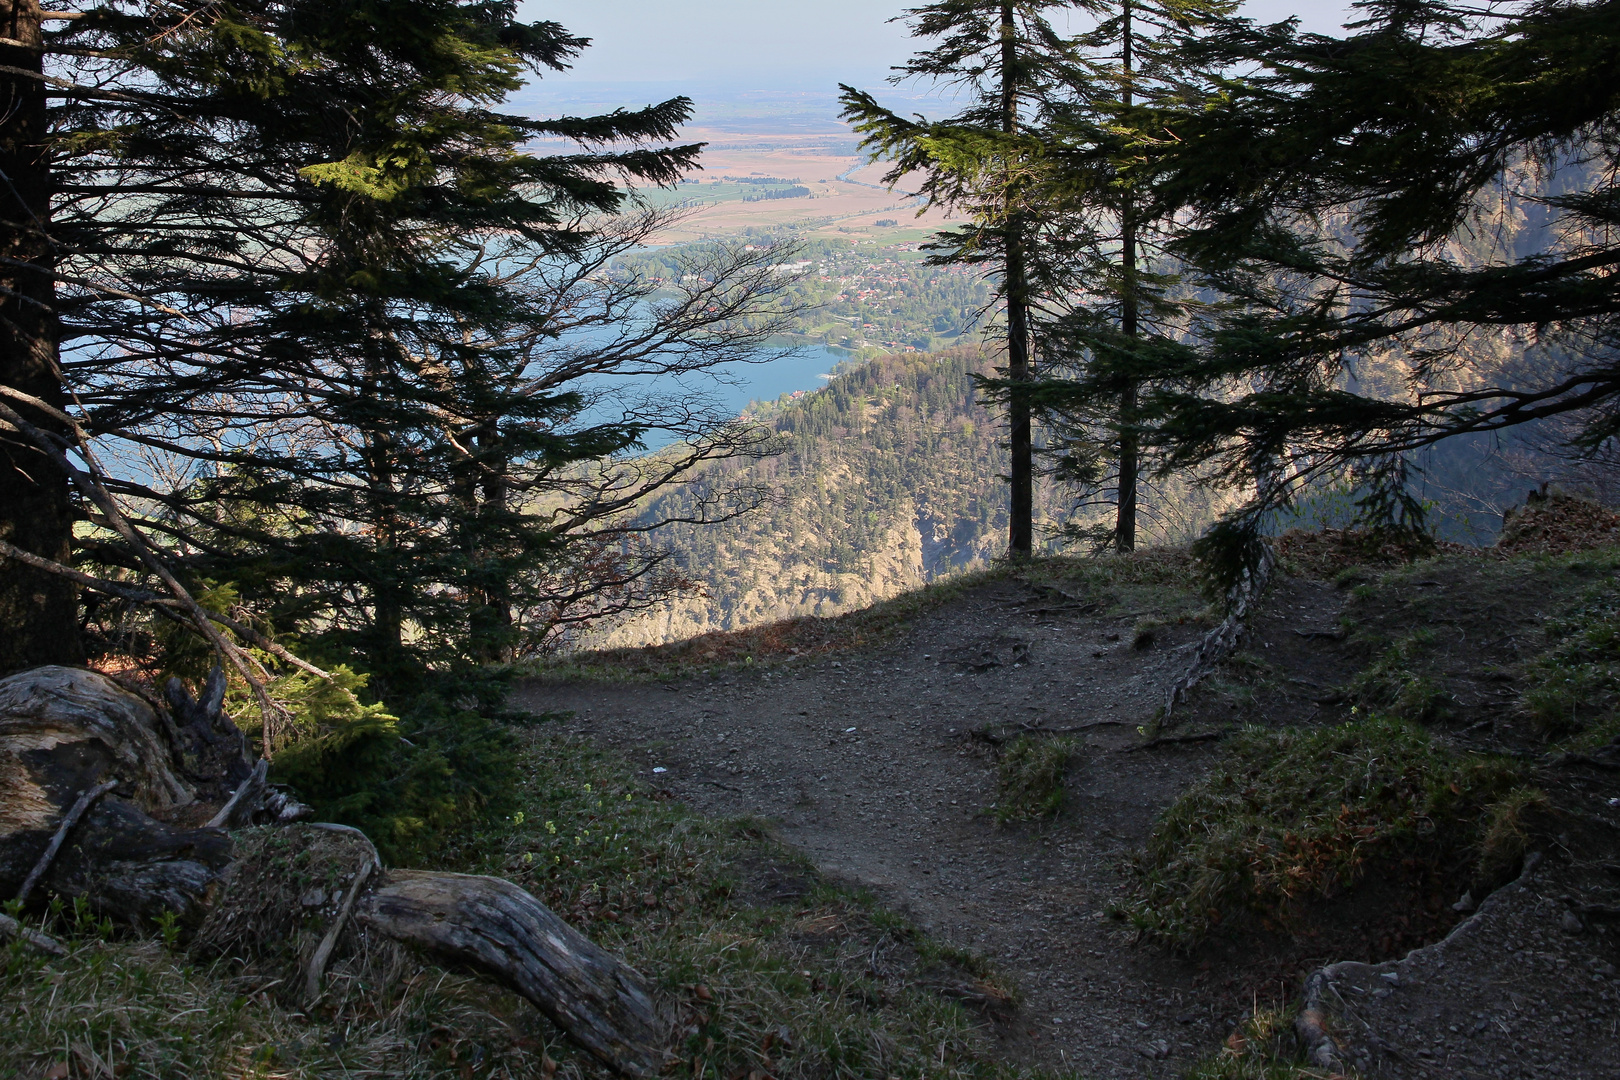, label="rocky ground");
[515,544,1620,1079]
